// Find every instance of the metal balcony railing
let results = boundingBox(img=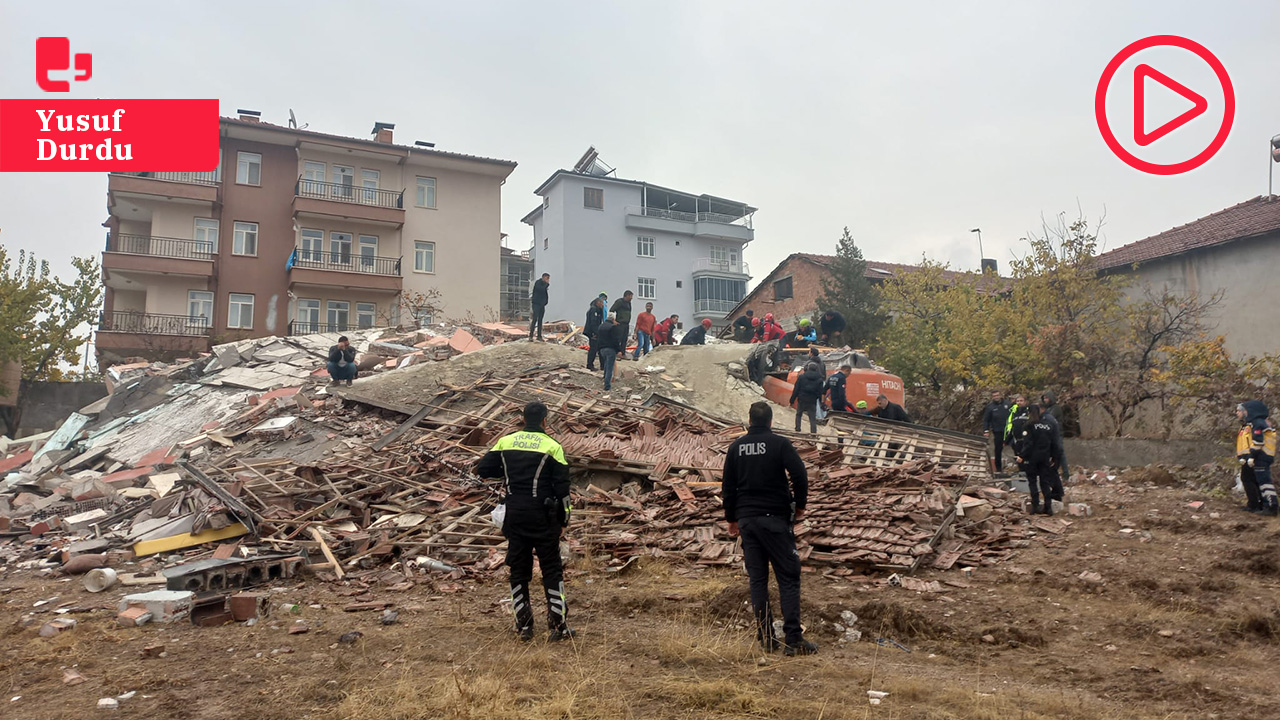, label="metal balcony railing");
[287,321,371,336]
[112,171,220,186]
[693,298,740,315]
[692,258,750,275]
[107,233,216,260]
[295,178,404,209]
[627,206,753,228]
[100,311,212,337]
[288,248,402,276]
